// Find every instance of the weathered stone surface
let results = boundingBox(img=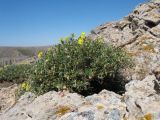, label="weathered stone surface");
[124,75,160,120]
[150,24,160,38]
[1,75,160,120]
[0,90,127,120]
[0,83,18,114]
[153,65,160,80]
[88,1,160,80]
